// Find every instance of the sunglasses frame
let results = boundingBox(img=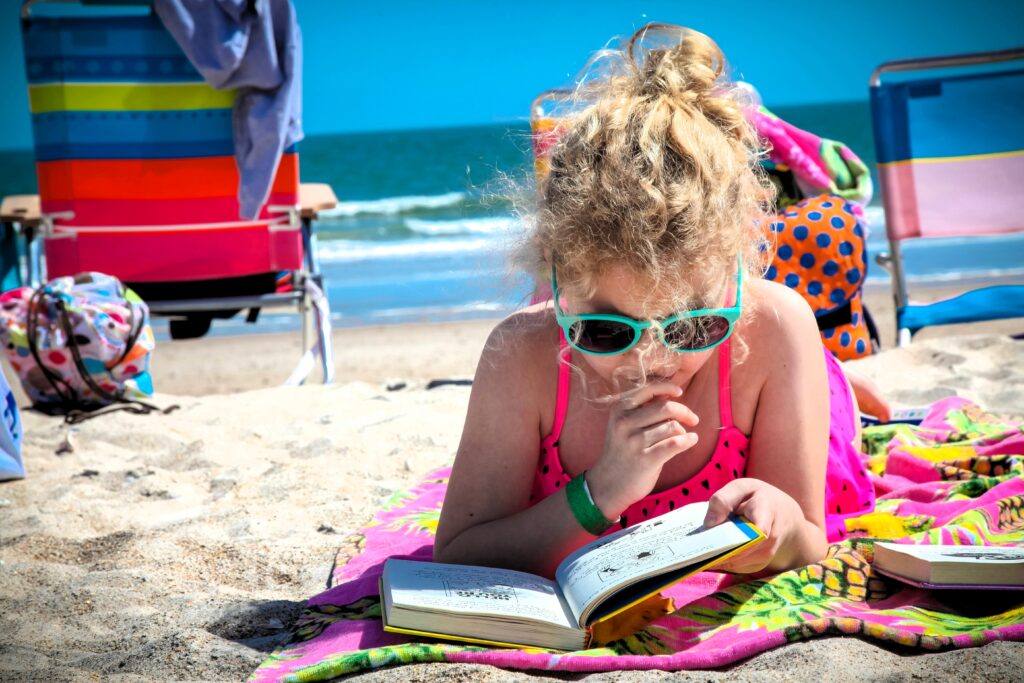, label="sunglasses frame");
[551,257,743,356]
